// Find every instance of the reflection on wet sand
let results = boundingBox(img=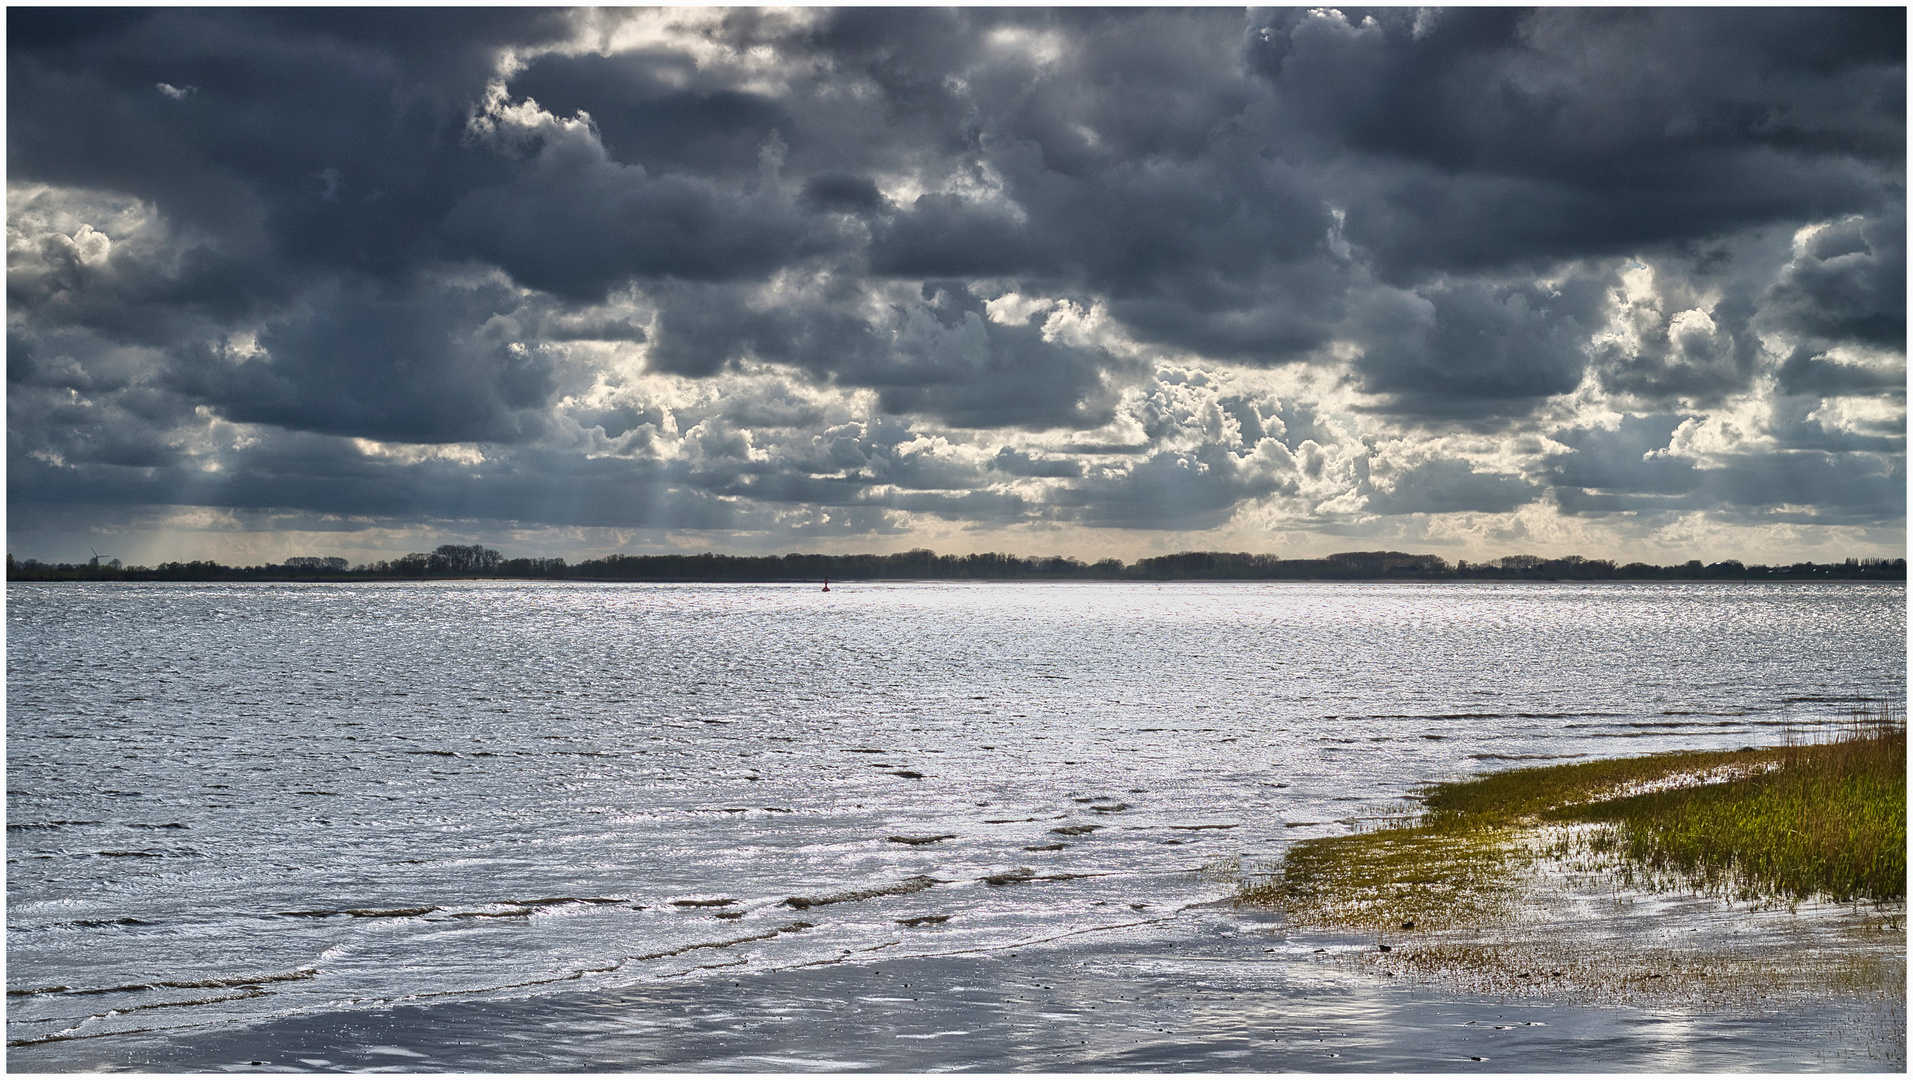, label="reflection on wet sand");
[25,909,1902,1073]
